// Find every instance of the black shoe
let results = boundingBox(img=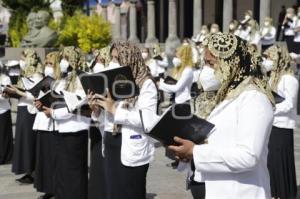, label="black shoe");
[37,193,54,199]
[16,174,34,184]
